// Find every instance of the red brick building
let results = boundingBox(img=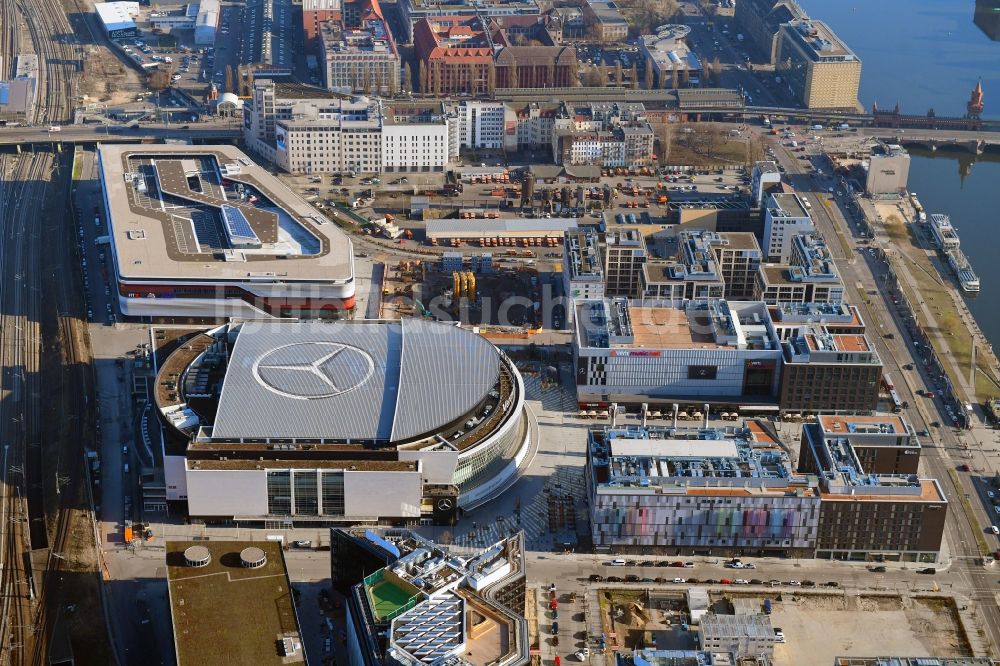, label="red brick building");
[413,15,577,95]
